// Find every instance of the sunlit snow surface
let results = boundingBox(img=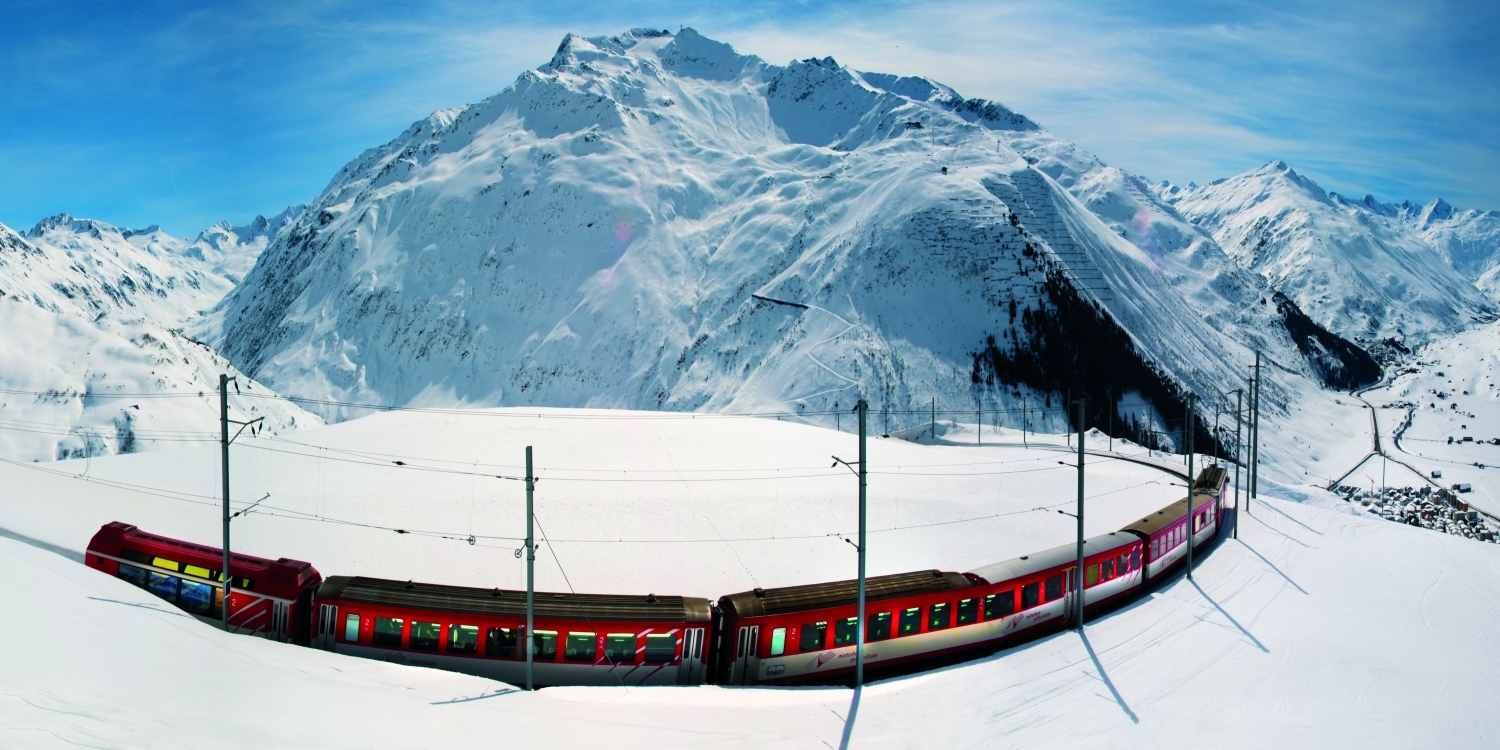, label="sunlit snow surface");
[2,411,1499,748]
